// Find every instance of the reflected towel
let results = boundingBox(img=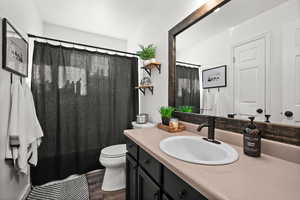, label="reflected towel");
[214,91,225,117]
[202,91,215,111]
